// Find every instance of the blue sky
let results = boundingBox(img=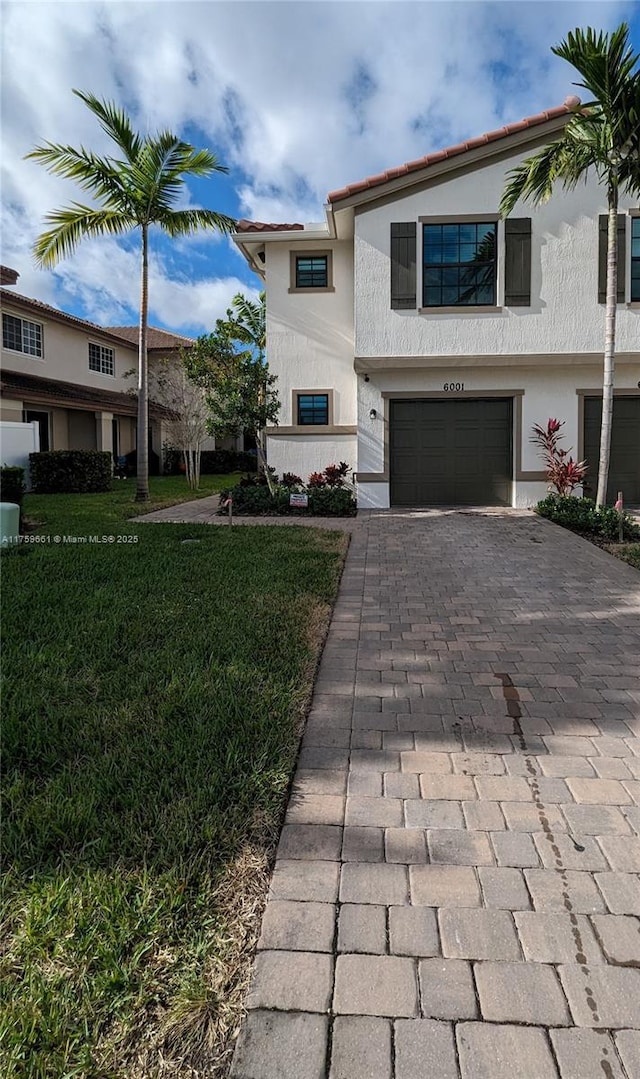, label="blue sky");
[2,1,639,338]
